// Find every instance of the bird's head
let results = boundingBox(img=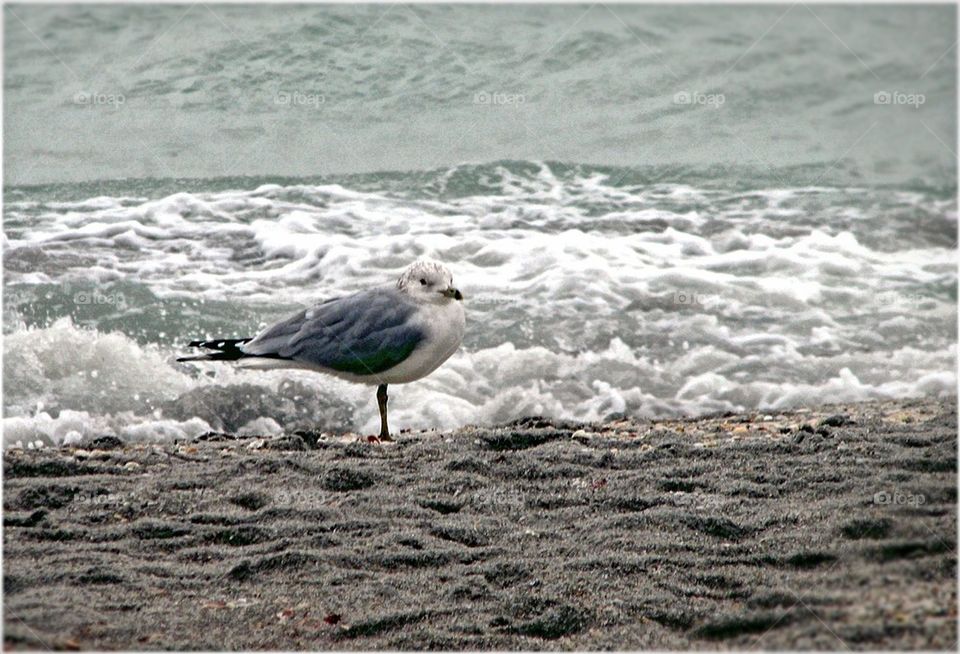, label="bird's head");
[397,259,463,304]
